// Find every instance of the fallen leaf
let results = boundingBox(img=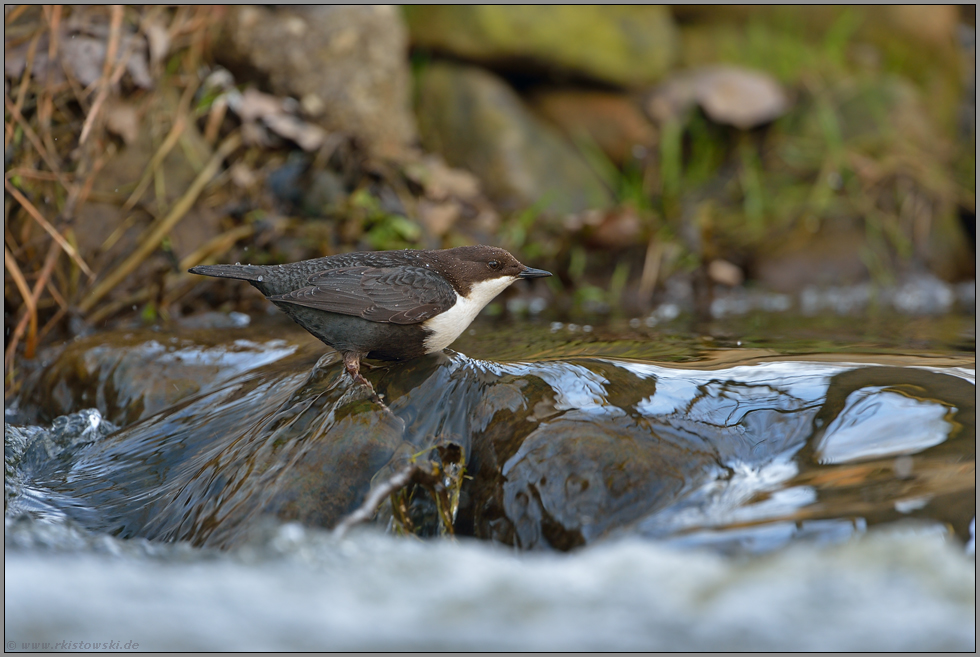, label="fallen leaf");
[104,98,140,144]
